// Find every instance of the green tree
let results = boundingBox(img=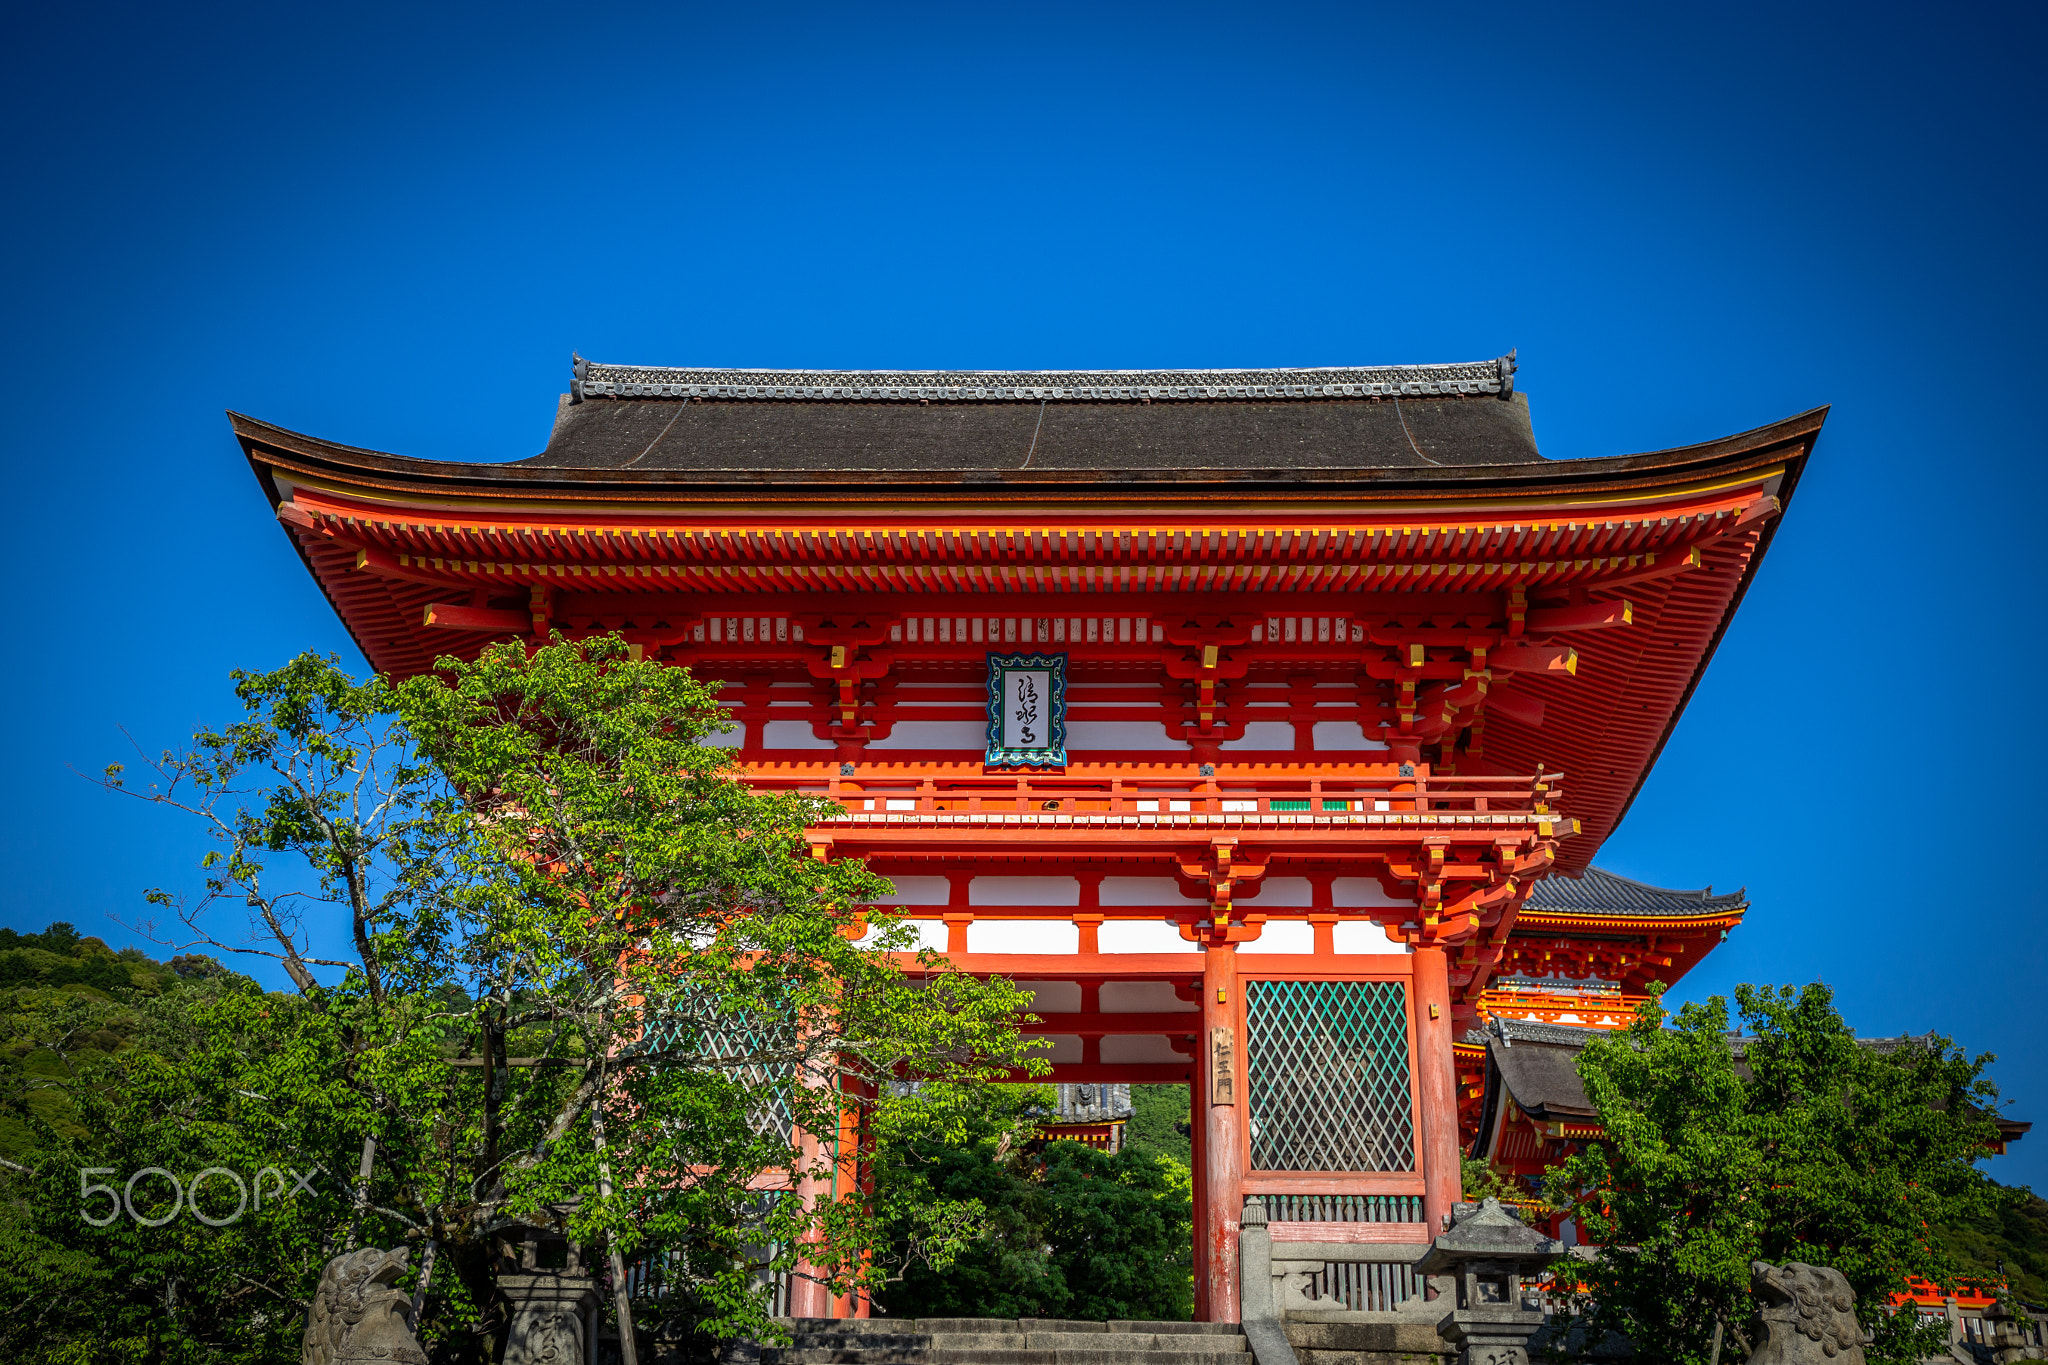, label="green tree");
[38,638,1038,1360]
[876,1085,1193,1322]
[1123,1084,1191,1165]
[1550,983,2018,1365]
